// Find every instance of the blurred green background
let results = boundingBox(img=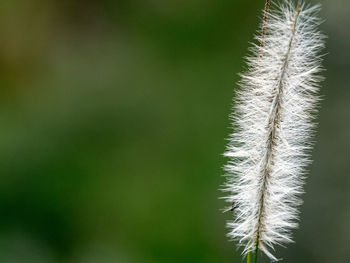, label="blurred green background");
[0,0,349,262]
